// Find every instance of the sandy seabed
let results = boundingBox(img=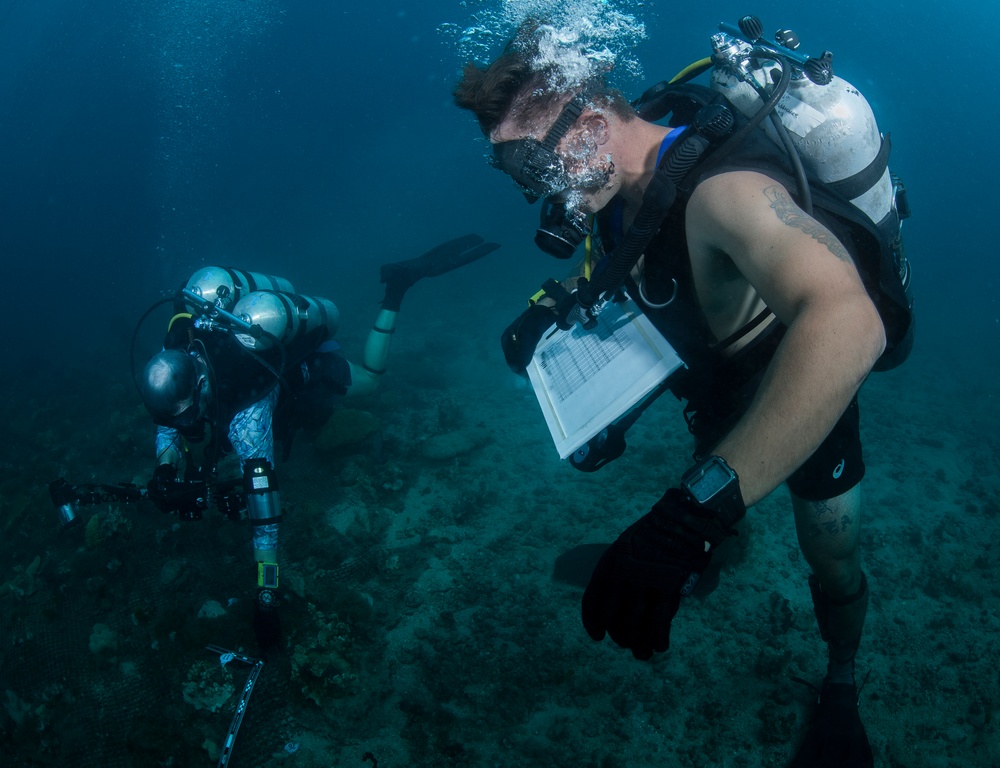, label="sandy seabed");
[1,297,997,768]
